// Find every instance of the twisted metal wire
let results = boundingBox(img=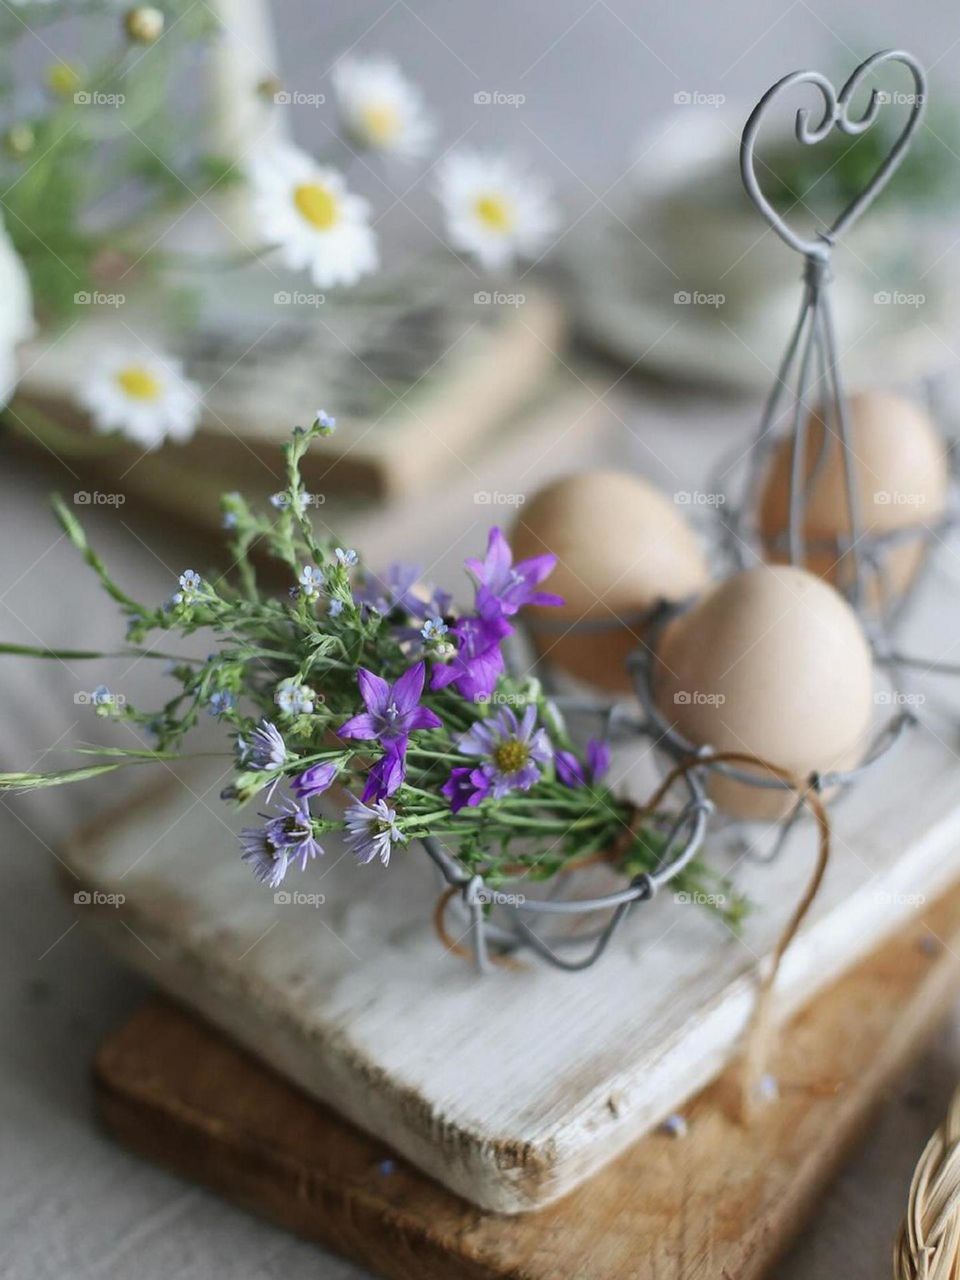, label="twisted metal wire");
[425,50,940,975]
